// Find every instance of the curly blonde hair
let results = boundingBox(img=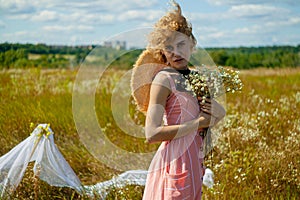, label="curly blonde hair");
[131,1,196,113]
[147,1,197,63]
